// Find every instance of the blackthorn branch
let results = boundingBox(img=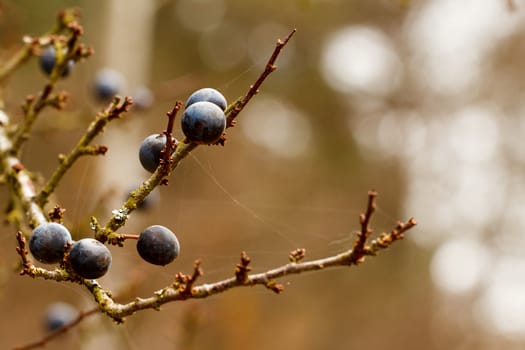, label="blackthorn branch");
[0,9,417,349]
